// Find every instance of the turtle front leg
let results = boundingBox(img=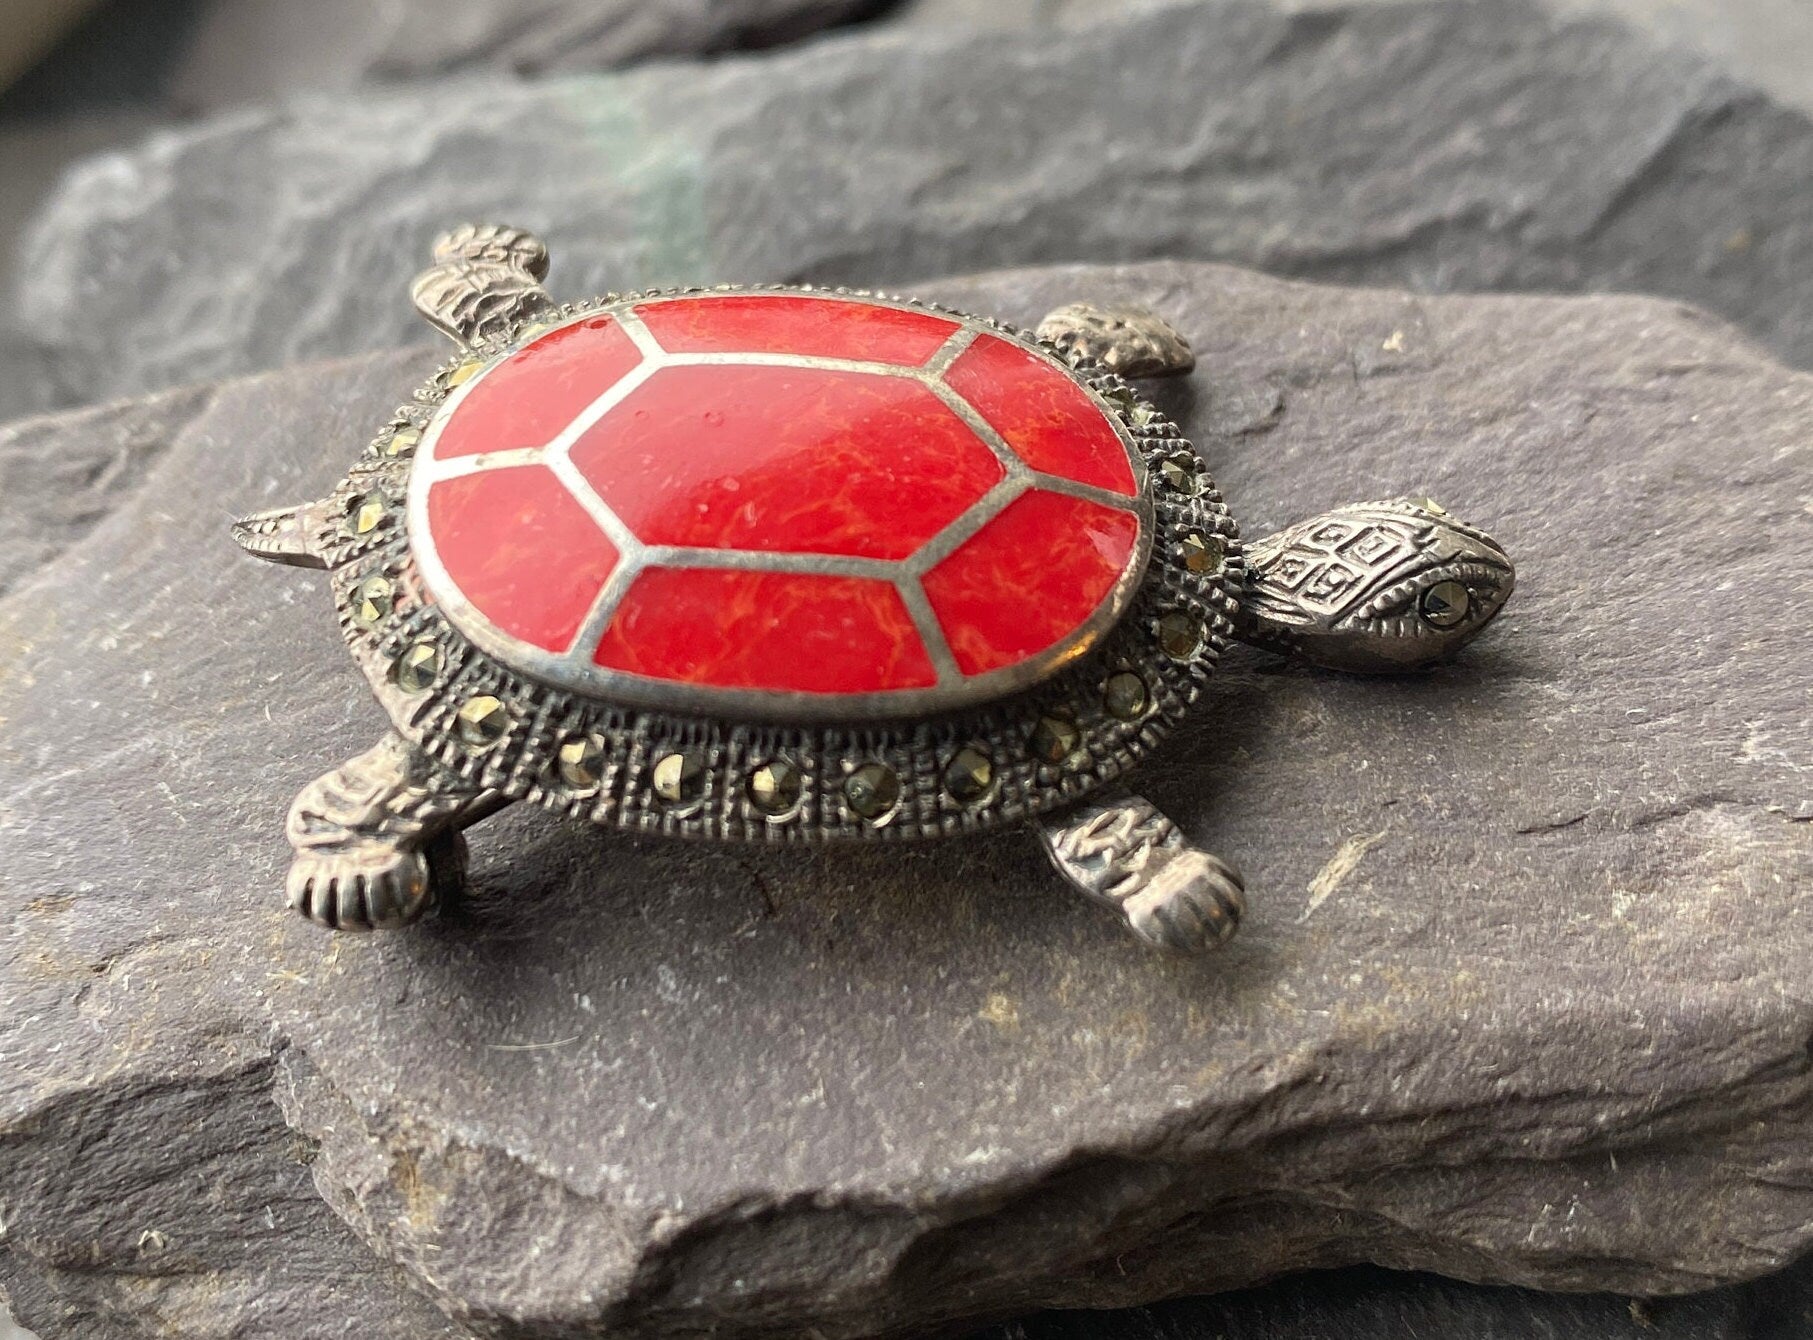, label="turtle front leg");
[409,221,555,349]
[1234,498,1516,672]
[1036,302,1195,378]
[285,731,508,931]
[1036,794,1244,954]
